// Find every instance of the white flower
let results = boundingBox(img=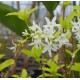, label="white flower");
[22,29,28,36]
[8,40,17,52]
[29,39,44,49]
[72,18,80,43]
[43,17,61,33]
[44,16,61,27]
[55,33,70,47]
[42,40,58,57]
[29,21,42,32]
[8,46,16,52]
[42,27,55,42]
